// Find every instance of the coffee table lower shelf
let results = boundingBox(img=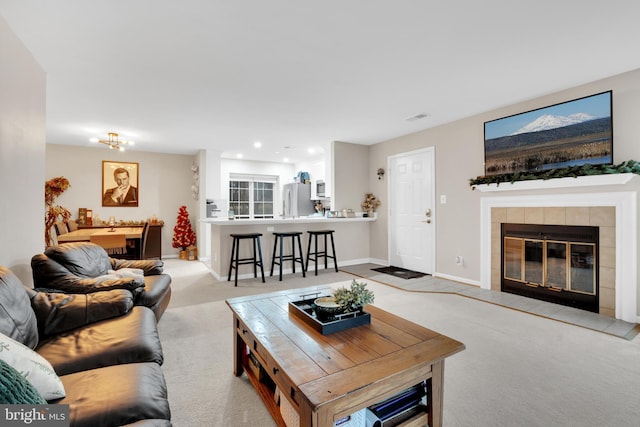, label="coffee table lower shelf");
[241,353,288,427]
